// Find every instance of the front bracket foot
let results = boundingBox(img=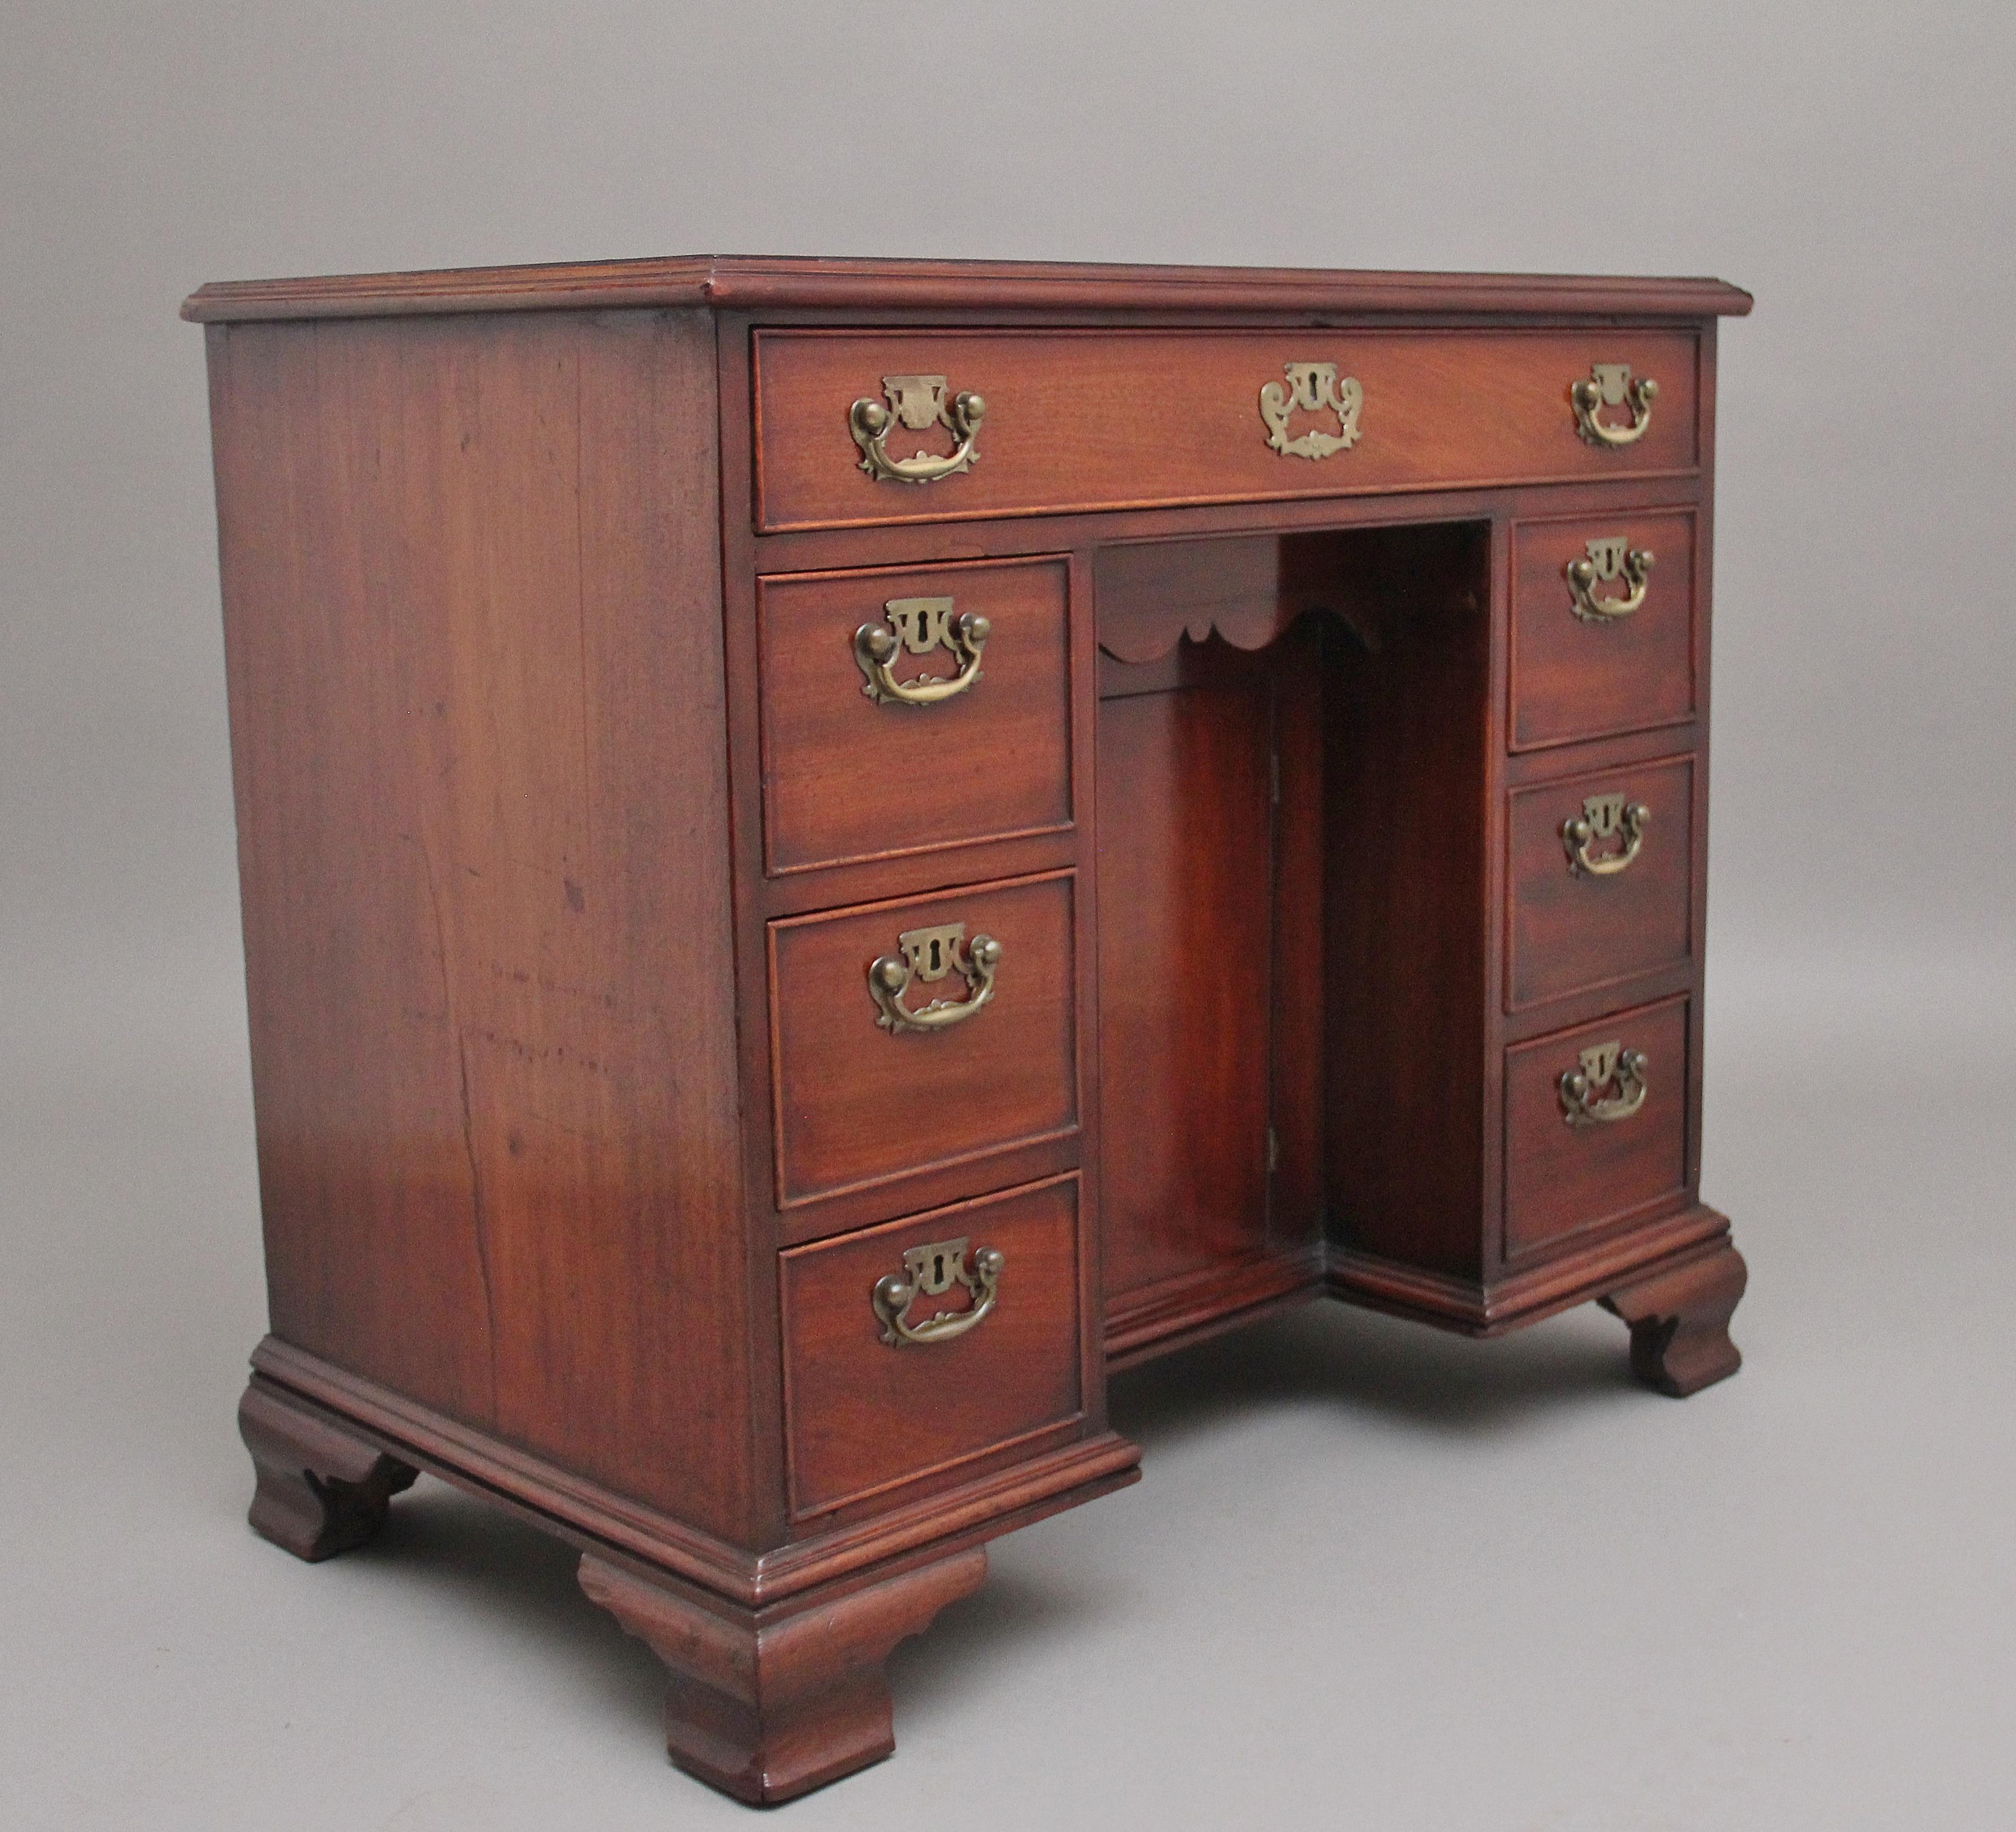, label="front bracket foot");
[579,1545,987,1805]
[1601,1242,1748,1397]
